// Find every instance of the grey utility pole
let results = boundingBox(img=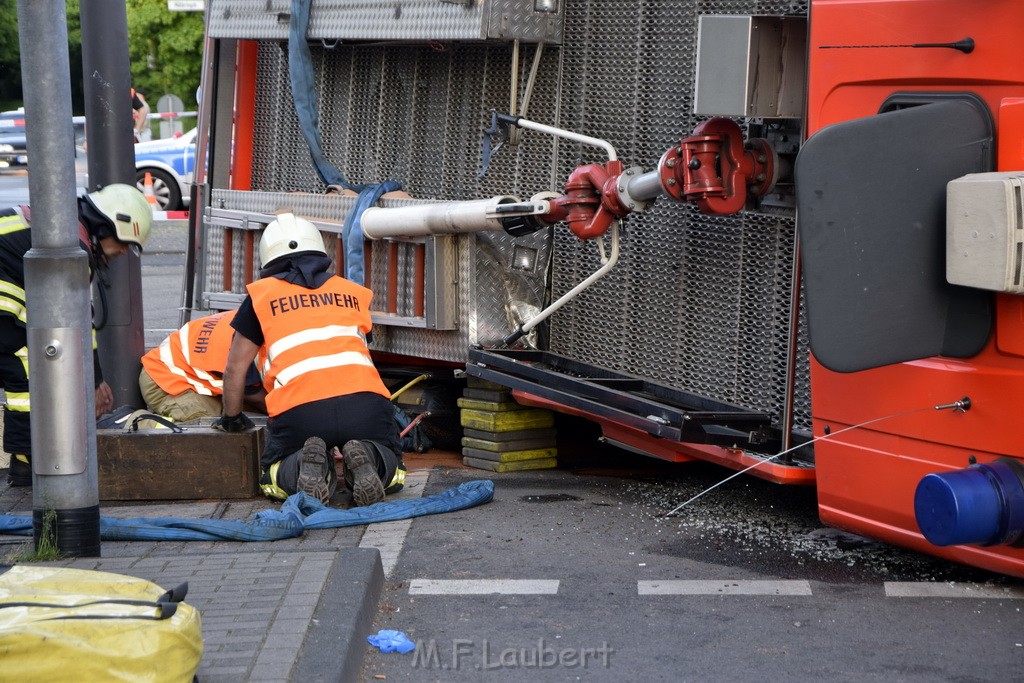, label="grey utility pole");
[81,0,146,409]
[17,0,100,556]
